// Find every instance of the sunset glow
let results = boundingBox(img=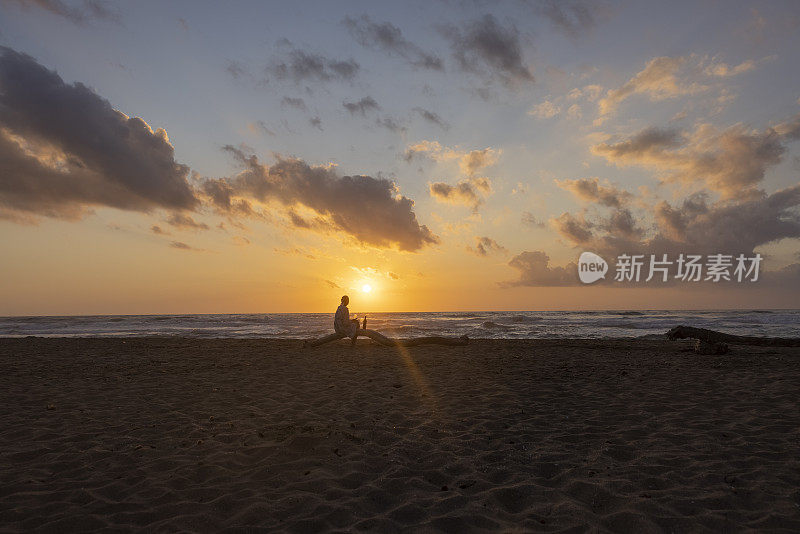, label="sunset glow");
[0,2,798,315]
